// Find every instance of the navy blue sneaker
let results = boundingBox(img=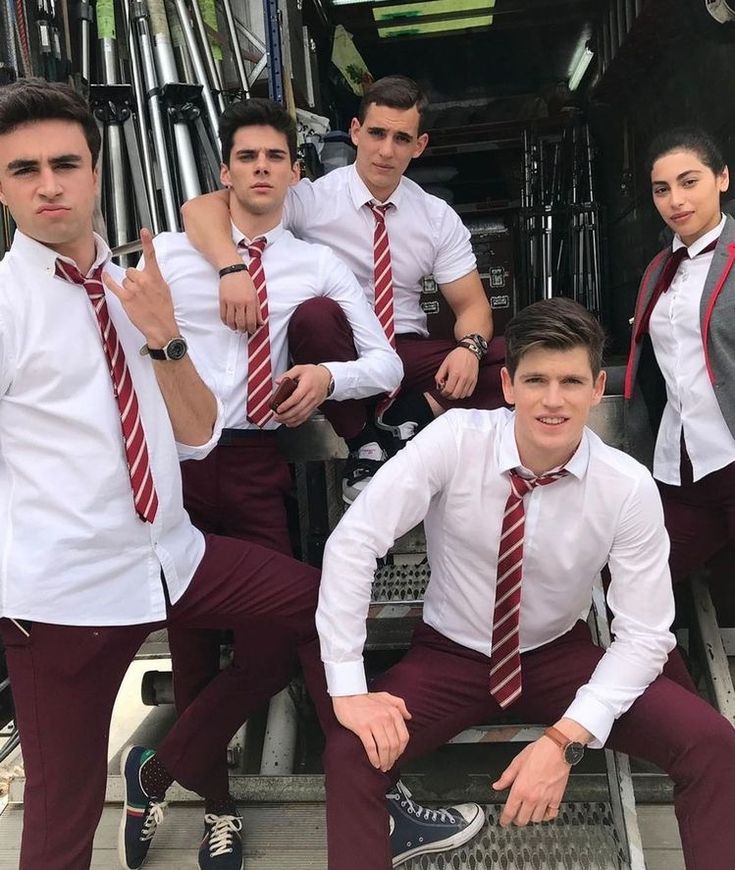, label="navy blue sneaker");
[198,811,244,869]
[118,745,168,869]
[386,781,485,867]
